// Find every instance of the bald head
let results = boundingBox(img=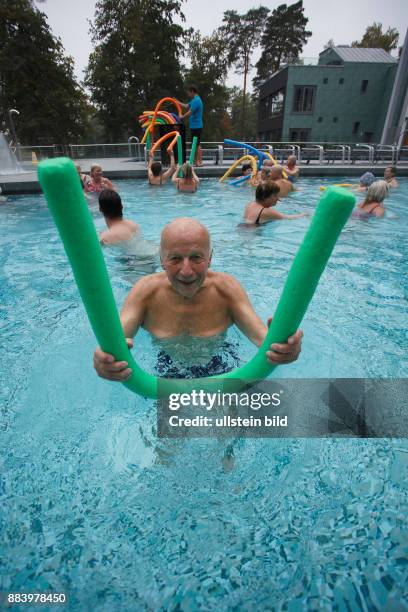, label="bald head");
[269,165,283,180]
[160,217,211,256]
[287,155,296,166]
